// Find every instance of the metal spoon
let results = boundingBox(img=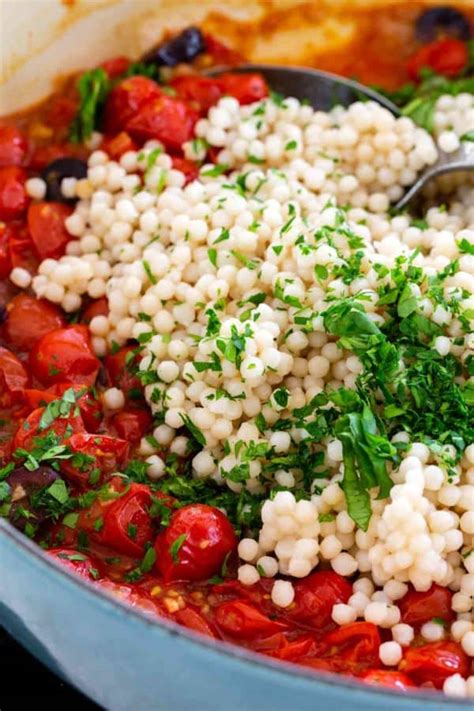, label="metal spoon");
[208,64,474,211]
